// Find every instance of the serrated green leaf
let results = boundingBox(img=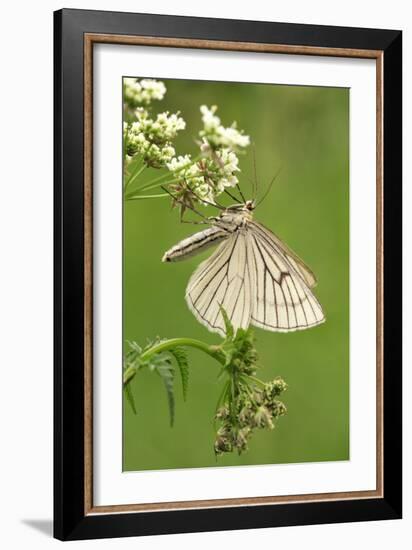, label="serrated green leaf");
[155,359,175,426]
[128,341,142,354]
[169,347,189,401]
[215,379,231,414]
[219,306,234,341]
[124,381,137,415]
[123,366,137,384]
[222,342,235,367]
